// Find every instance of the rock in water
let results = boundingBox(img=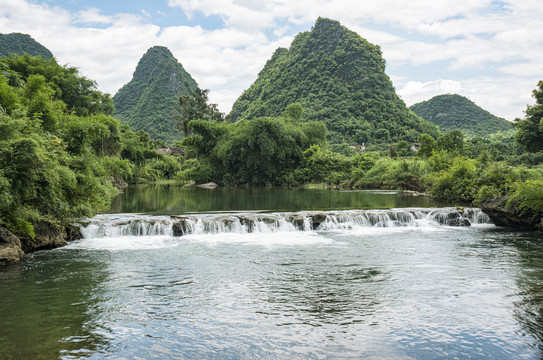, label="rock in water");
[0,227,24,264]
[481,197,540,230]
[20,221,67,253]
